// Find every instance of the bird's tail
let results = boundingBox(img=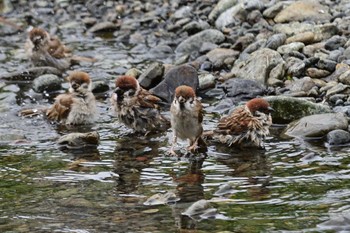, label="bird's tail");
[71,55,97,64]
[18,108,47,117]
